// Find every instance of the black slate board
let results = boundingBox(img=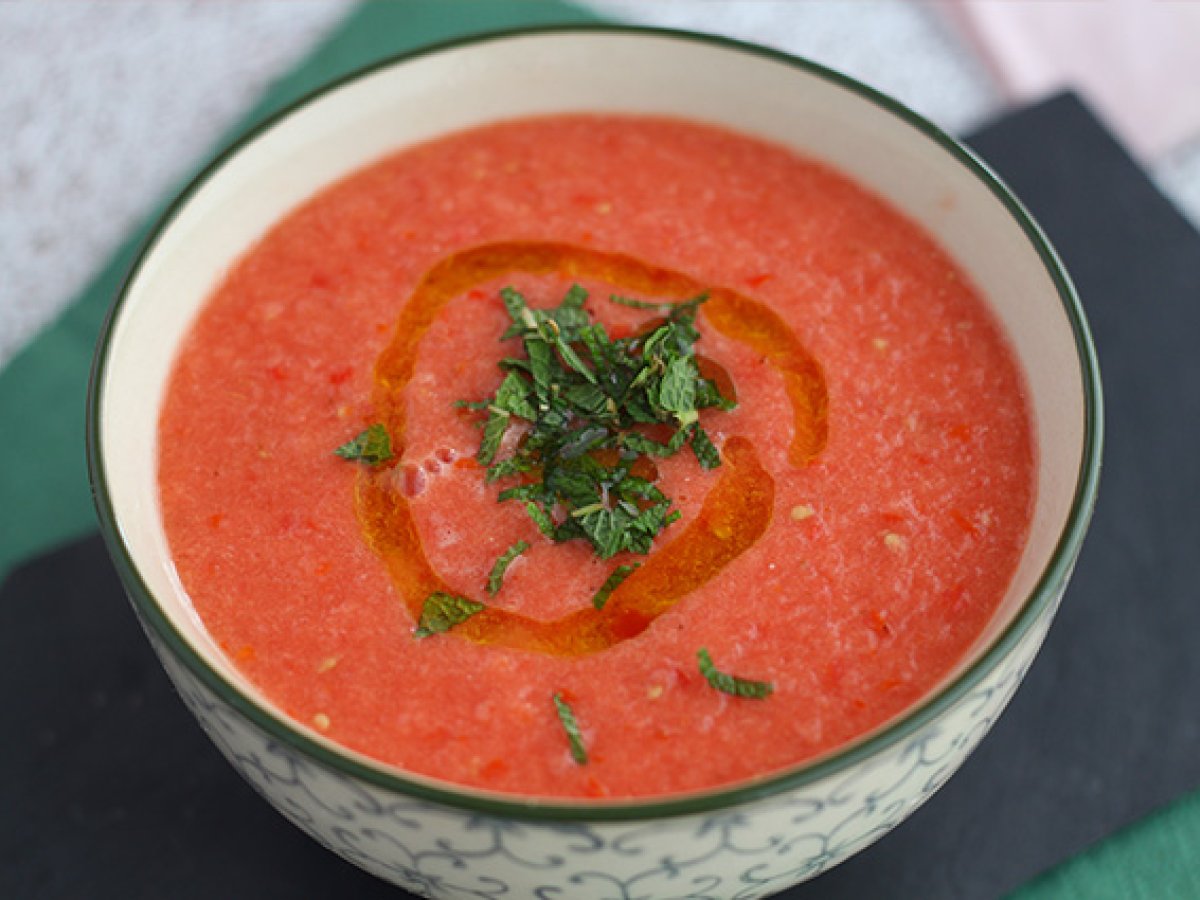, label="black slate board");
[3,93,1198,899]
